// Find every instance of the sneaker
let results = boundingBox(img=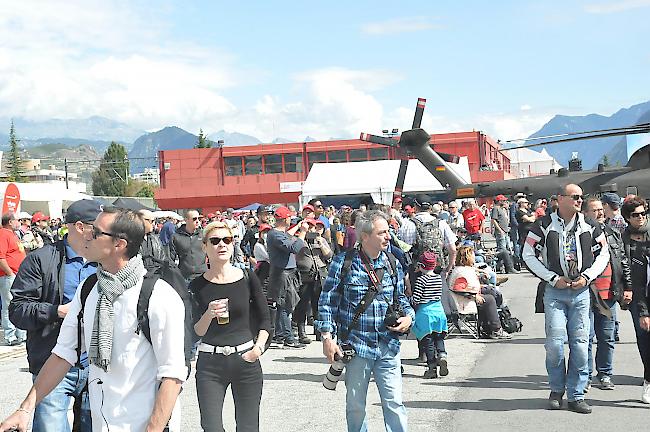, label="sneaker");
[496,275,509,286]
[548,391,564,410]
[283,341,306,349]
[567,400,592,414]
[423,366,438,379]
[598,375,615,390]
[438,357,449,377]
[298,336,312,345]
[585,378,592,394]
[642,380,650,404]
[489,329,512,340]
[7,339,25,347]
